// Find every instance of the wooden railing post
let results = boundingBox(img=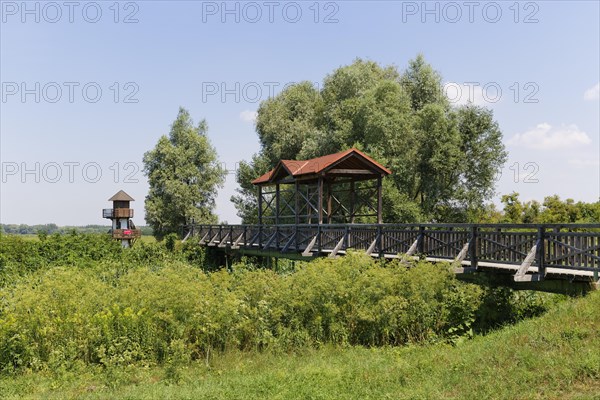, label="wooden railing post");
[418,225,425,255]
[294,224,299,252]
[470,225,479,269]
[317,225,322,254]
[378,224,383,258]
[344,225,350,249]
[537,226,546,278]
